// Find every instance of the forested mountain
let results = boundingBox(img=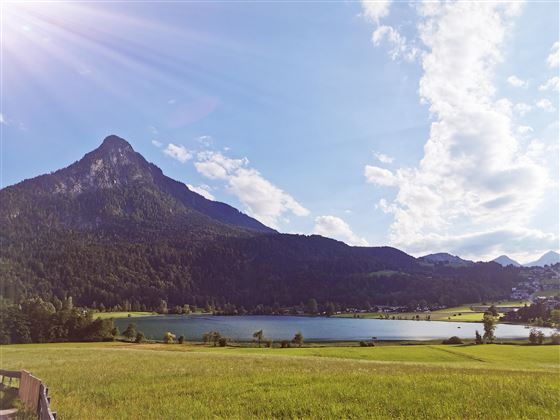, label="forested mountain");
[0,136,523,310]
[420,253,473,266]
